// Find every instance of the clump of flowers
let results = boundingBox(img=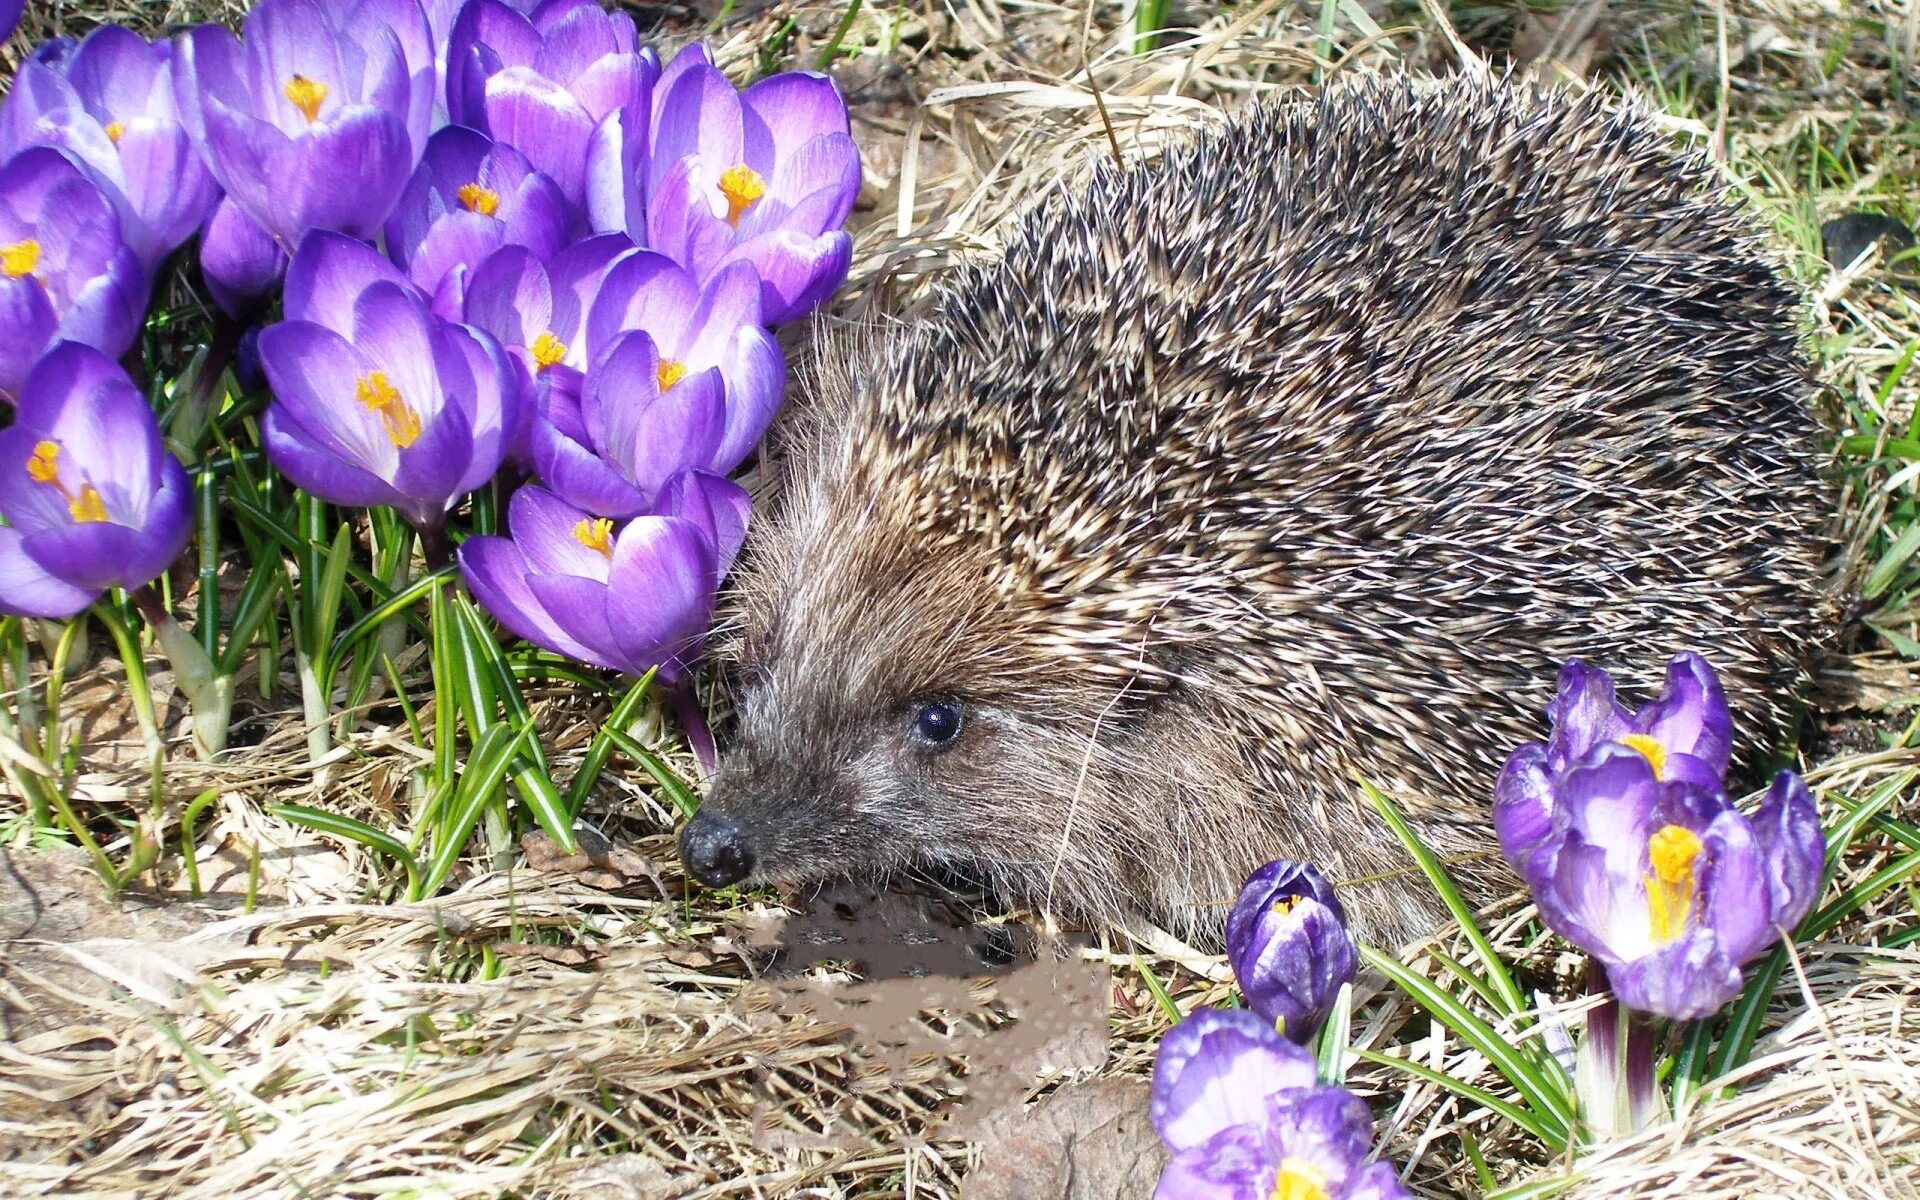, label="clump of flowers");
[1494,652,1825,1020]
[0,0,857,780]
